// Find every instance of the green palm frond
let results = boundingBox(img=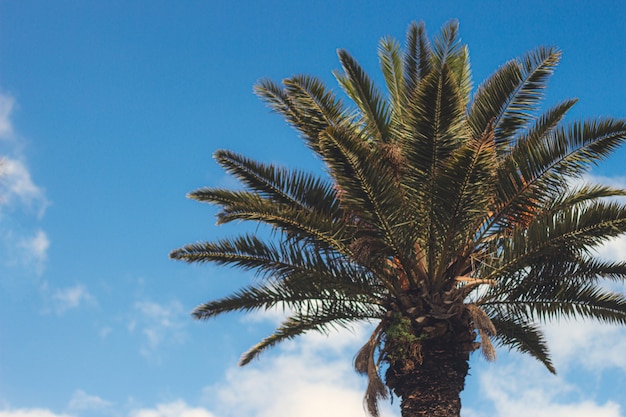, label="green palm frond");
[485,284,626,325]
[545,182,626,213]
[254,78,307,138]
[434,124,496,279]
[254,76,349,152]
[334,49,391,142]
[467,59,521,143]
[495,47,561,145]
[485,201,626,283]
[478,118,626,241]
[400,64,466,185]
[283,75,348,127]
[403,21,431,95]
[430,20,460,72]
[210,149,340,215]
[468,46,560,152]
[379,36,405,122]
[240,304,381,366]
[400,64,466,277]
[489,316,555,373]
[318,126,407,258]
[430,20,472,103]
